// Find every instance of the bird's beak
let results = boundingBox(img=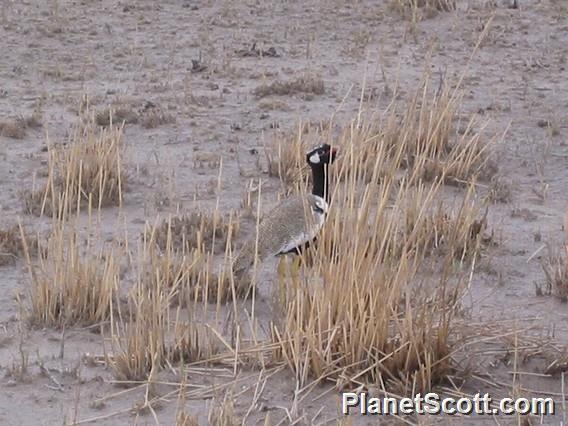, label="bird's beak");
[331,147,338,158]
